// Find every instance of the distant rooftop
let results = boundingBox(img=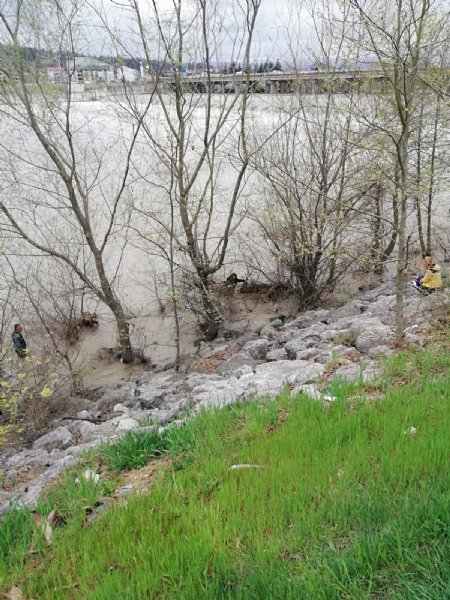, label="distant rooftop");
[67,57,111,71]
